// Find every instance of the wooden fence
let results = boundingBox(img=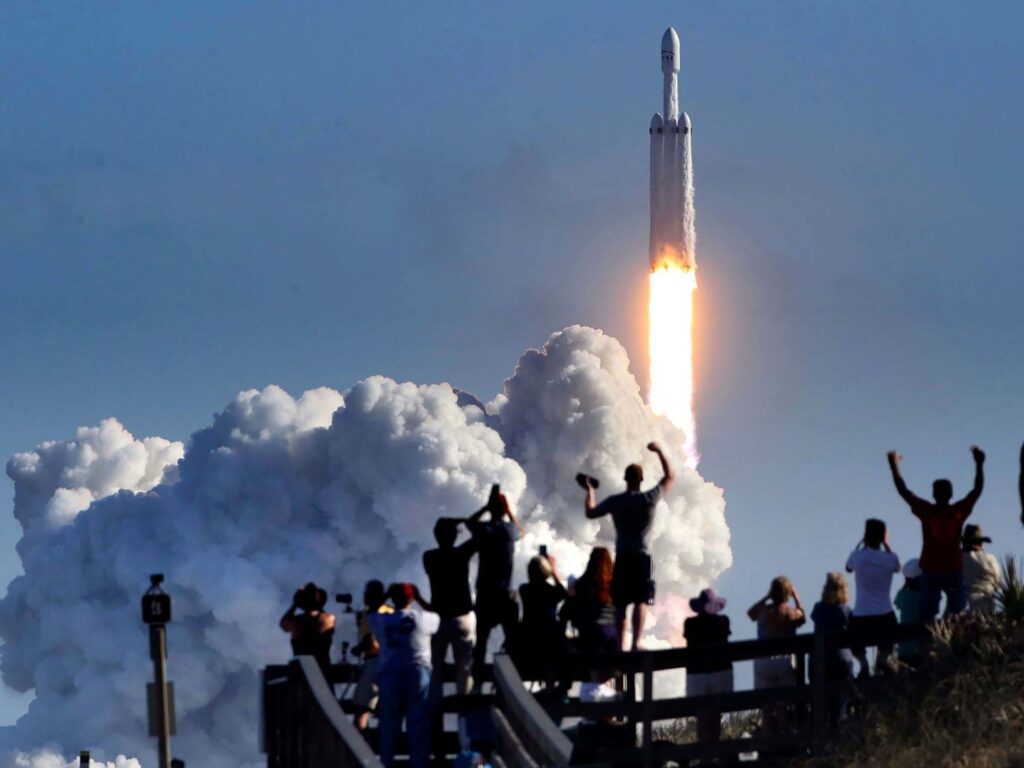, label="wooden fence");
[494,624,926,767]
